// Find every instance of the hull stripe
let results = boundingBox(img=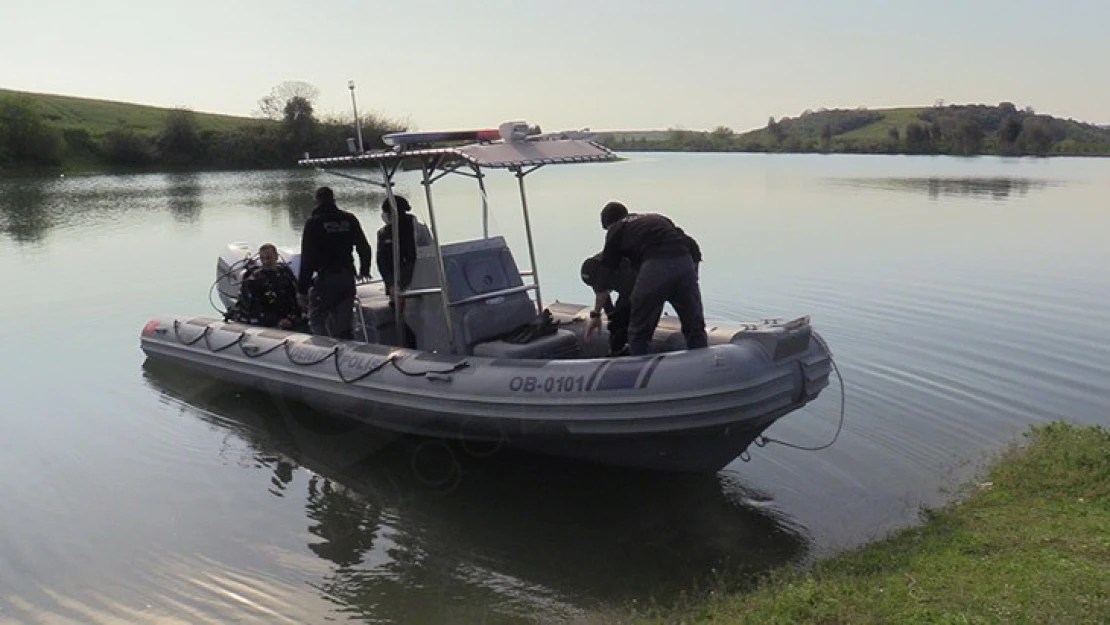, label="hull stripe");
[638,355,666,389]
